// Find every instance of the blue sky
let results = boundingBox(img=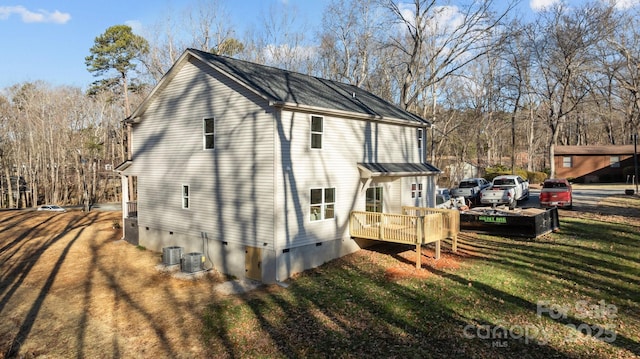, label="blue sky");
[1,0,637,90]
[0,0,328,90]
